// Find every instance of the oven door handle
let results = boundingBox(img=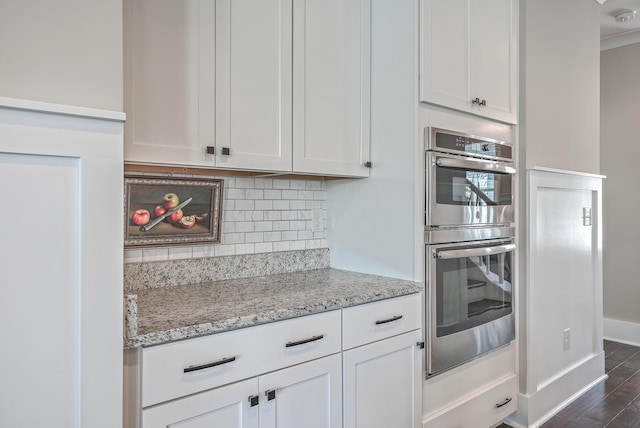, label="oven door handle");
[435,157,516,175]
[436,243,516,260]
